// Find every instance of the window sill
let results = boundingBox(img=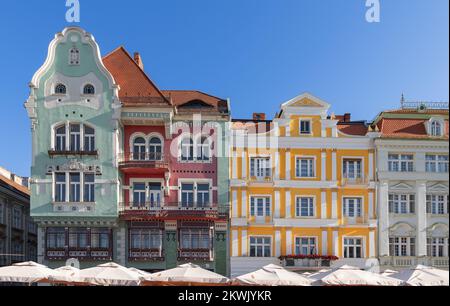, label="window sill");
[48,150,99,157]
